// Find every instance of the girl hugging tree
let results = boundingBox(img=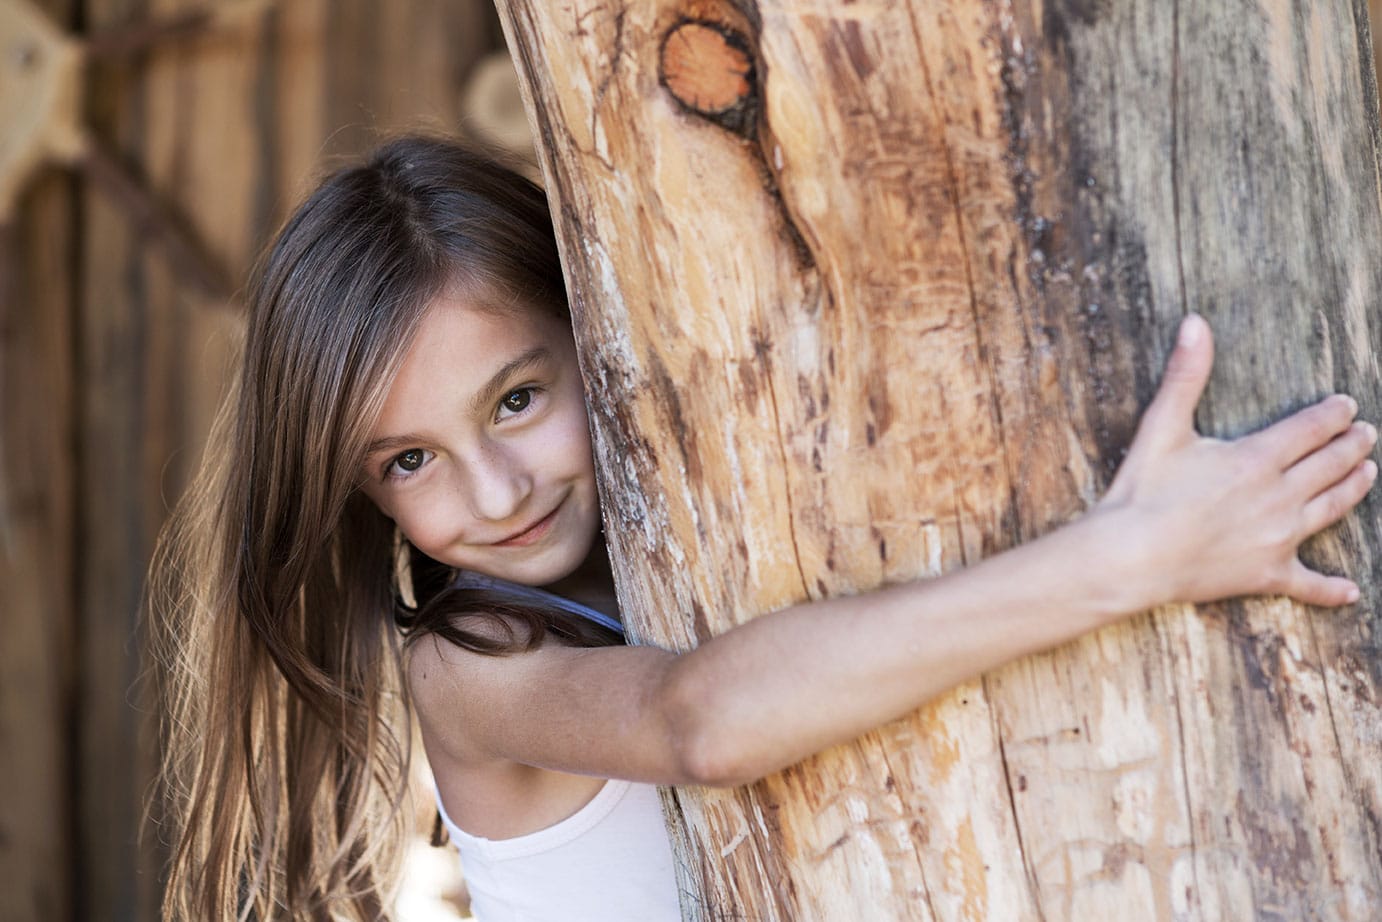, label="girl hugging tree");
[149,136,1377,921]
